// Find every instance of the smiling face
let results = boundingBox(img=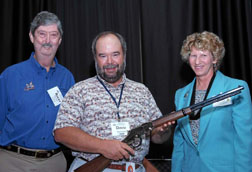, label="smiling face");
[29,24,62,62]
[95,34,125,86]
[189,47,217,79]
